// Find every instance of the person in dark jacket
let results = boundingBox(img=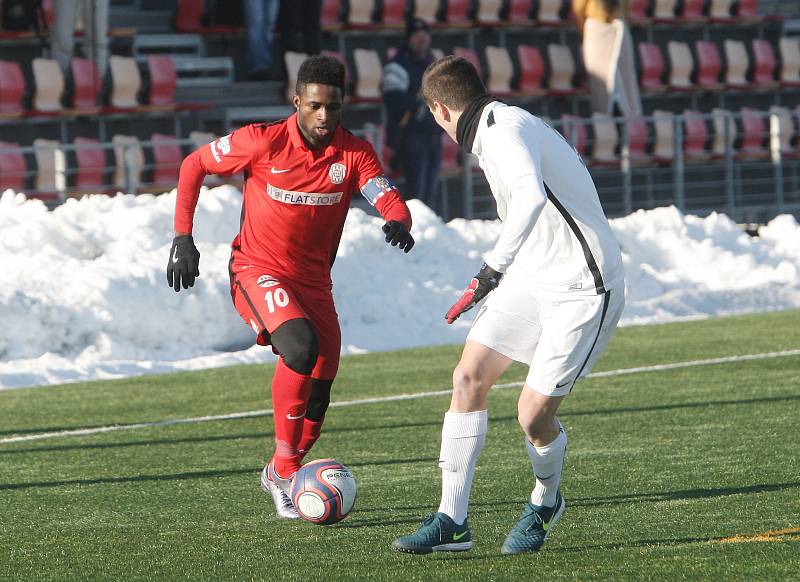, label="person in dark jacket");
[381,18,443,214]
